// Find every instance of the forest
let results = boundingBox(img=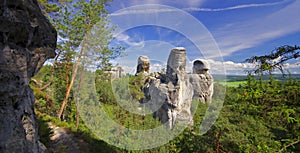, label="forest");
[33,63,300,152]
[4,0,300,152]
